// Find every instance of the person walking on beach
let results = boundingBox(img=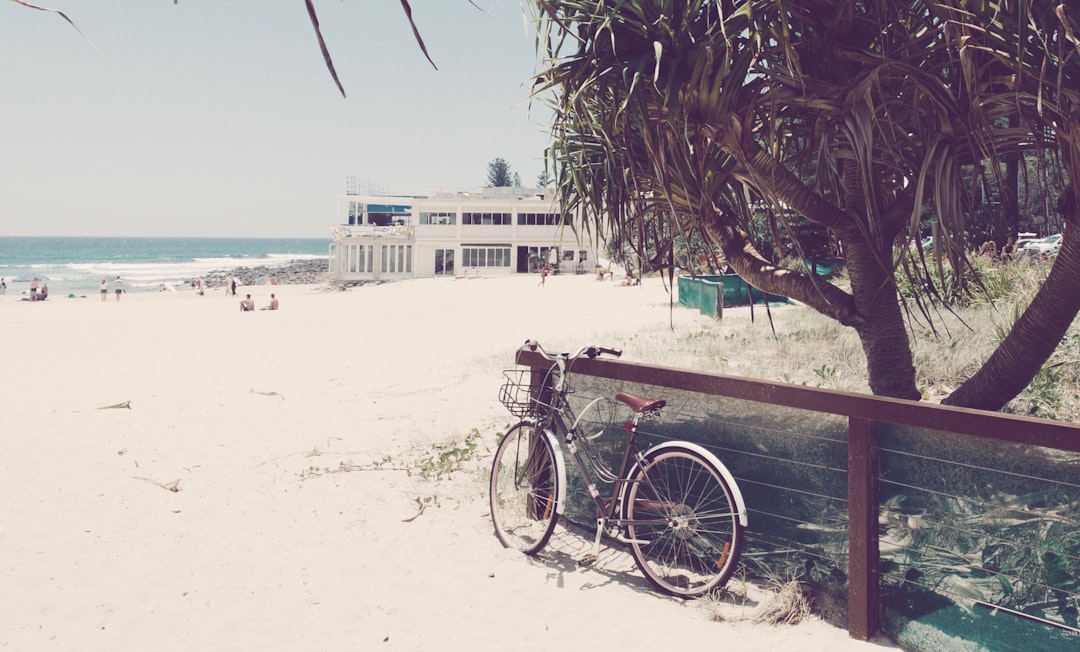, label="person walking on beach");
[30,277,39,299]
[538,265,549,287]
[100,278,108,301]
[229,276,237,297]
[113,276,125,301]
[0,278,6,295]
